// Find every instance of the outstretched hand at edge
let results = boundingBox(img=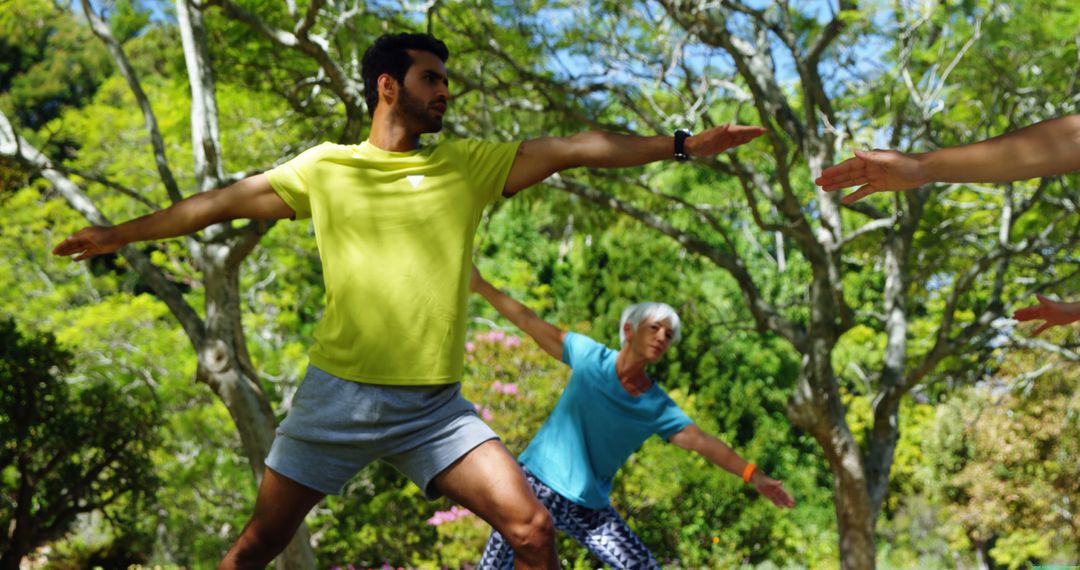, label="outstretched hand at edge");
[686,124,767,158]
[752,472,796,509]
[1013,294,1080,335]
[816,149,930,204]
[52,226,122,261]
